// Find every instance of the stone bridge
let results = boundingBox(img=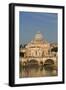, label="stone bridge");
[20,56,57,66]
